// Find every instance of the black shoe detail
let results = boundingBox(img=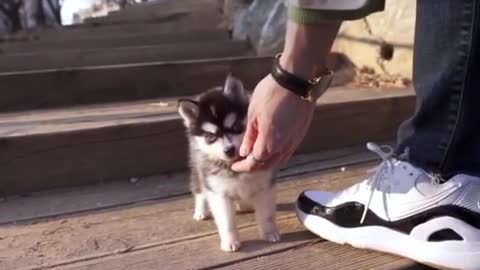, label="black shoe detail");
[428,229,463,242]
[297,192,480,234]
